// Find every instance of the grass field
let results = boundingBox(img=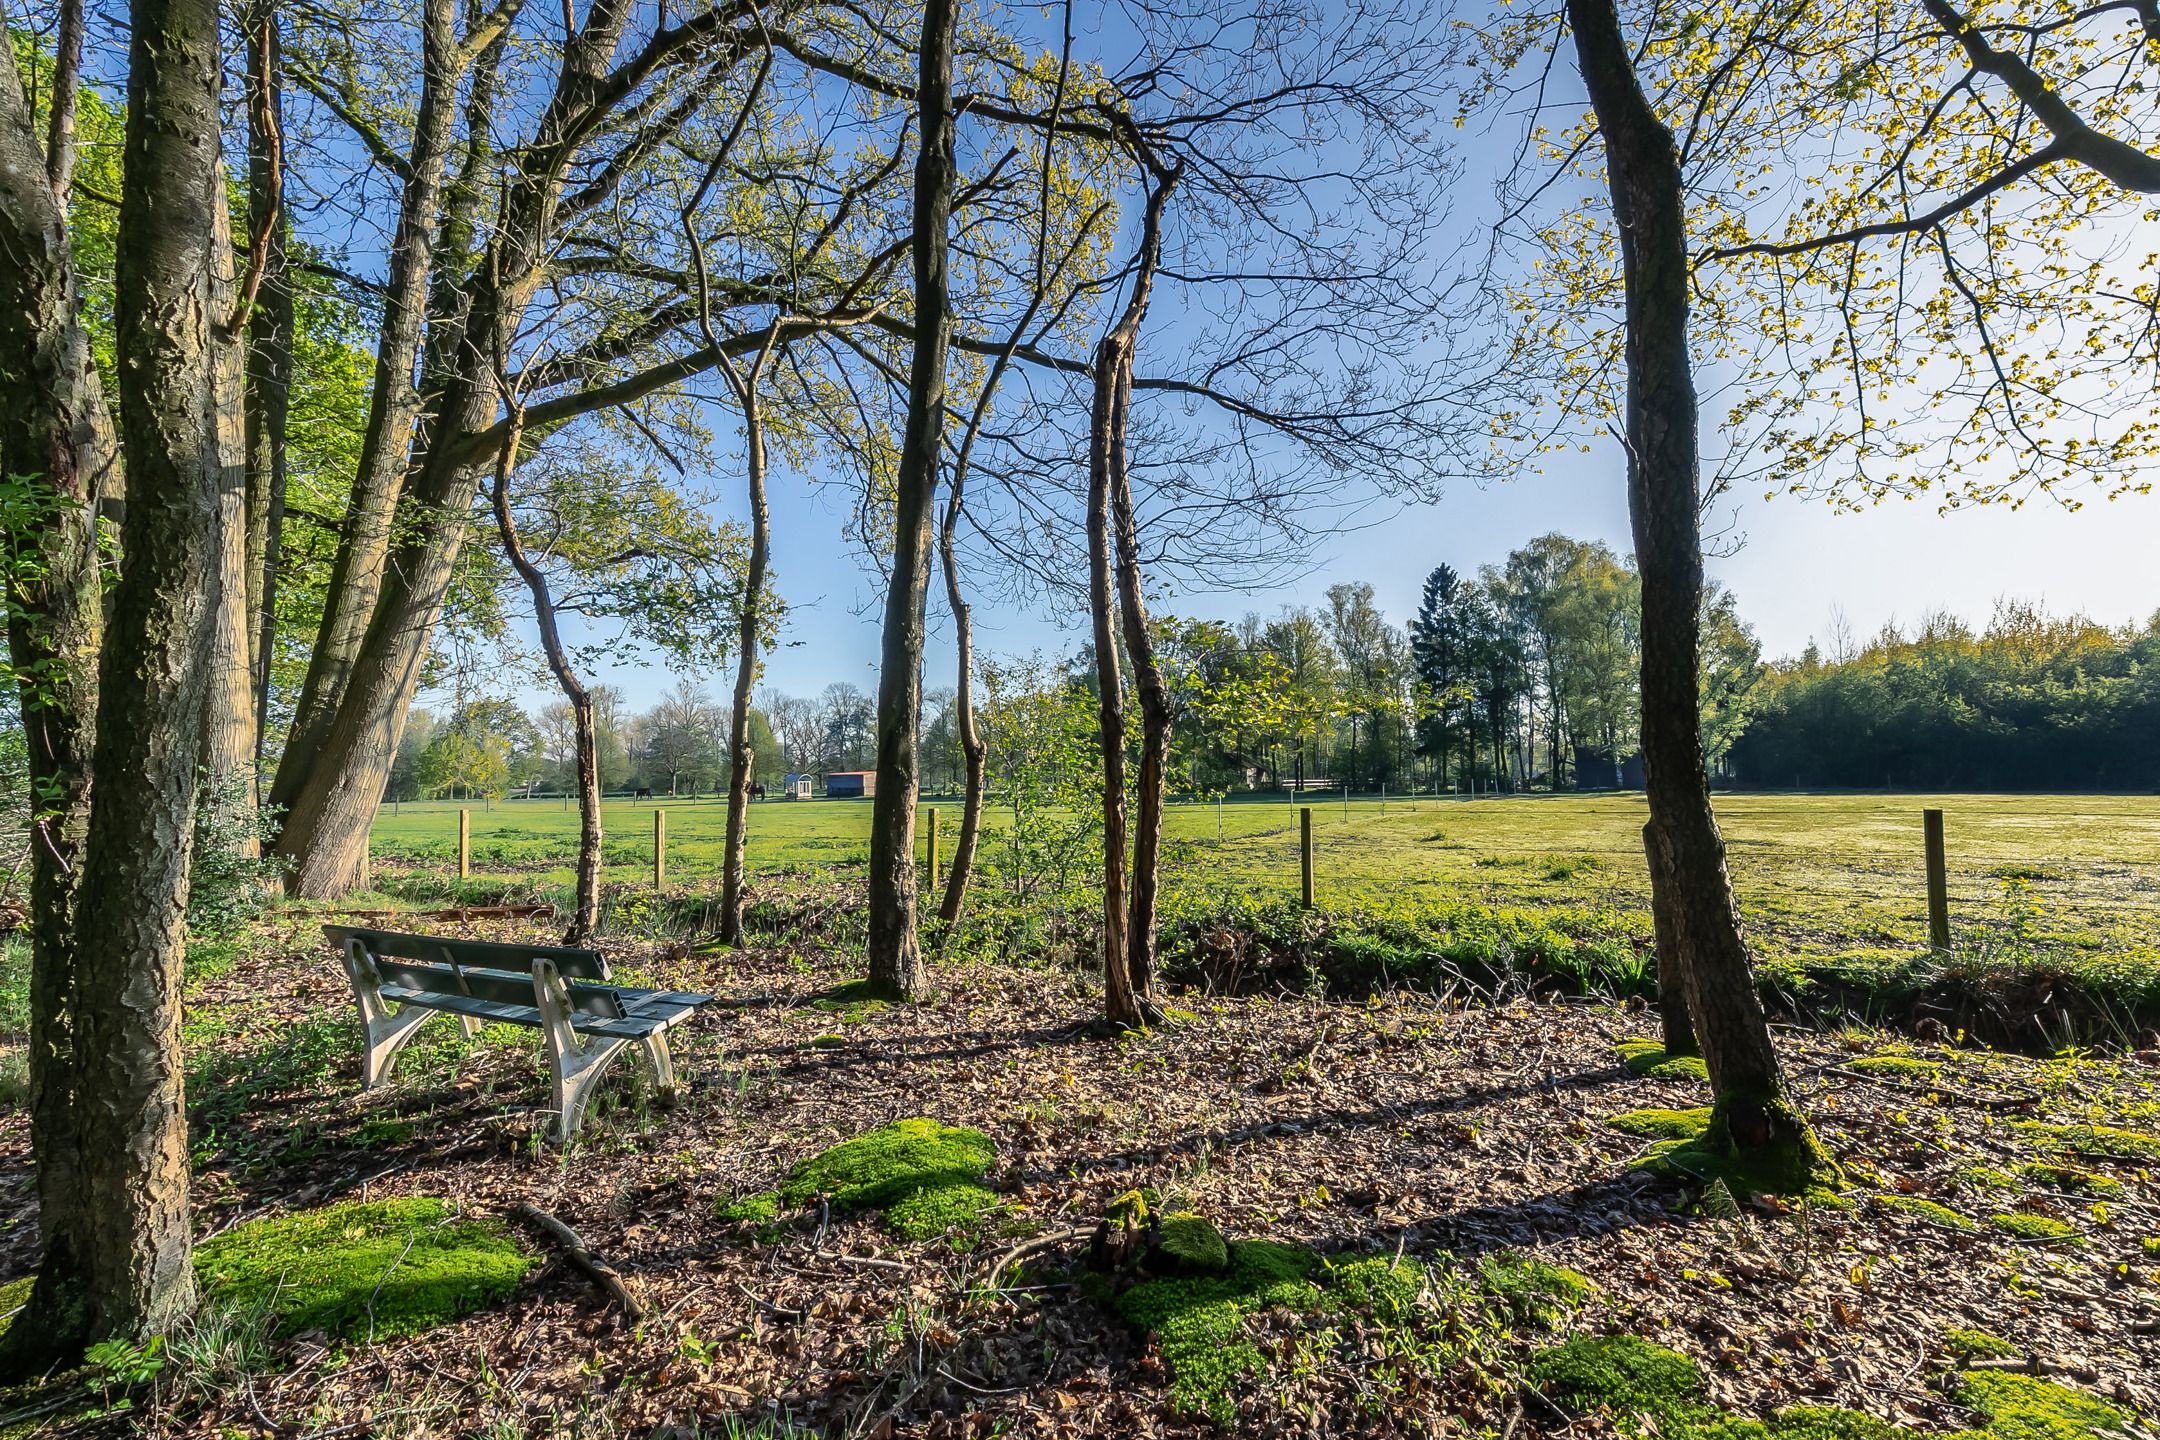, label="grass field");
[369,790,2160,969]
